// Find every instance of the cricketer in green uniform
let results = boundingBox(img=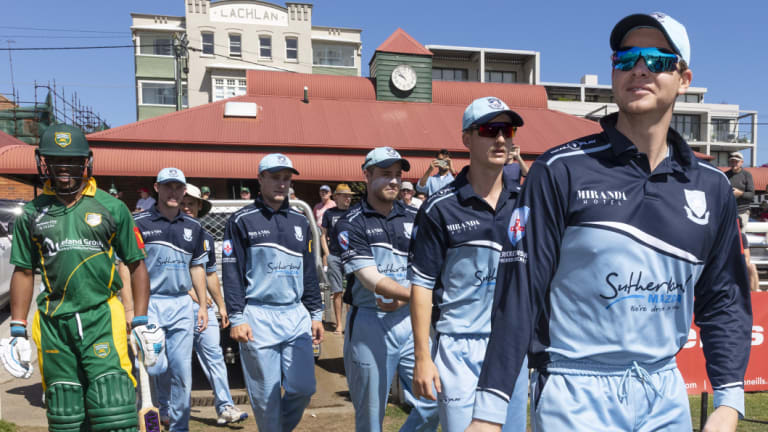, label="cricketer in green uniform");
[6,124,156,432]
